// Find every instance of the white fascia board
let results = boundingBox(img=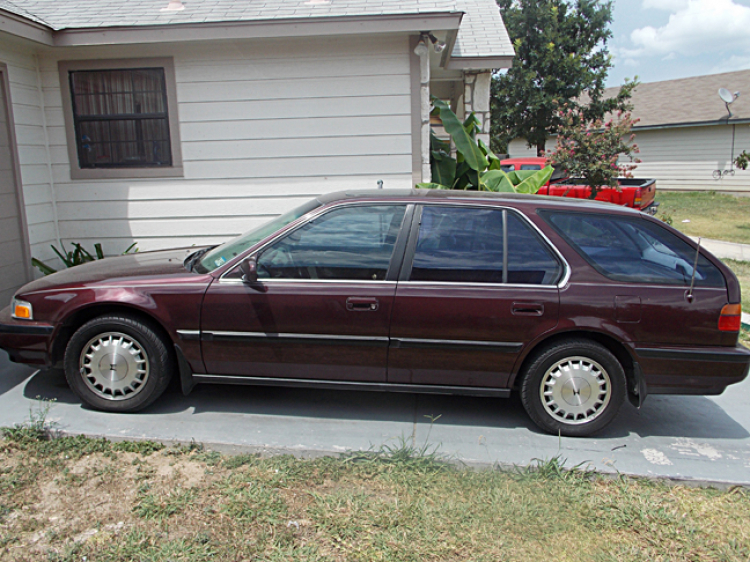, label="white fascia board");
[446,55,513,70]
[52,12,463,47]
[0,9,53,46]
[632,119,750,131]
